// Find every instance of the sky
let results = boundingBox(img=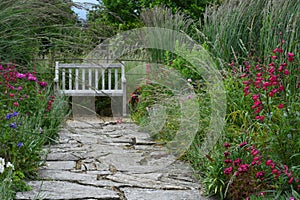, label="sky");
[72,0,100,20]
